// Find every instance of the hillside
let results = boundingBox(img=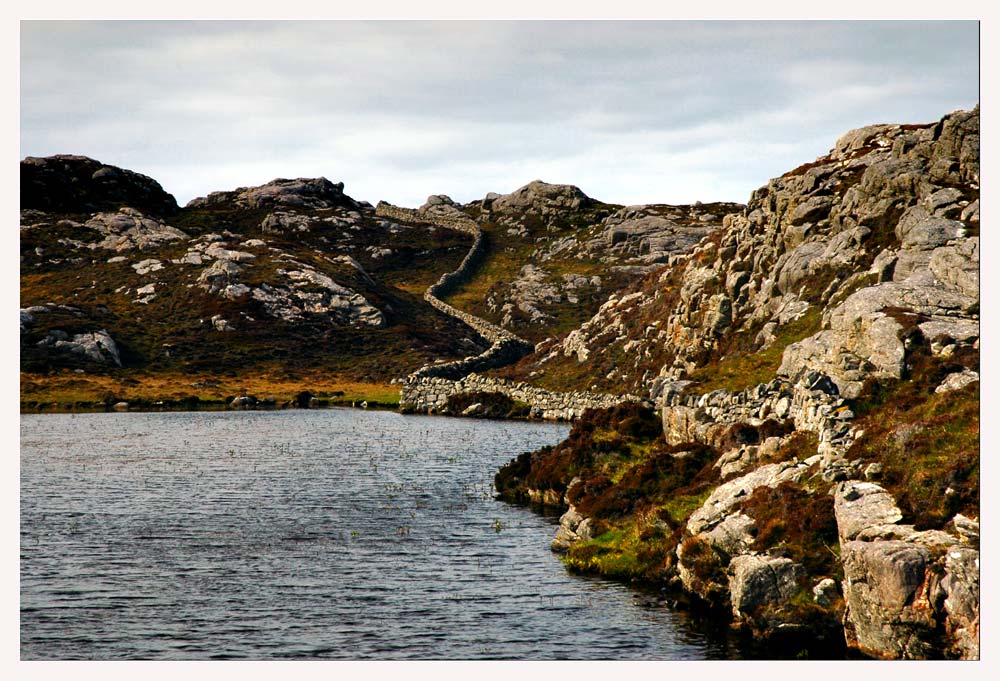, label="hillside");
[494,106,979,659]
[20,157,486,409]
[443,182,740,343]
[19,106,979,659]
